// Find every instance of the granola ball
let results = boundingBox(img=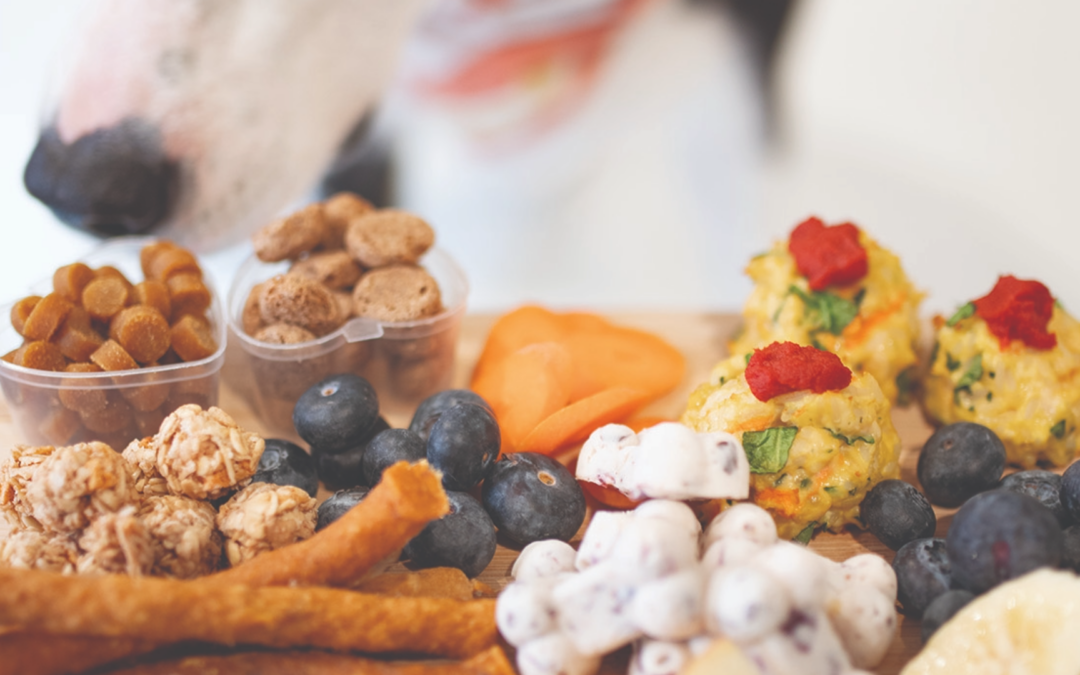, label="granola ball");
[139,494,222,578]
[76,505,155,576]
[122,437,169,498]
[0,445,56,516]
[24,442,136,533]
[152,405,265,500]
[0,529,78,573]
[216,482,316,566]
